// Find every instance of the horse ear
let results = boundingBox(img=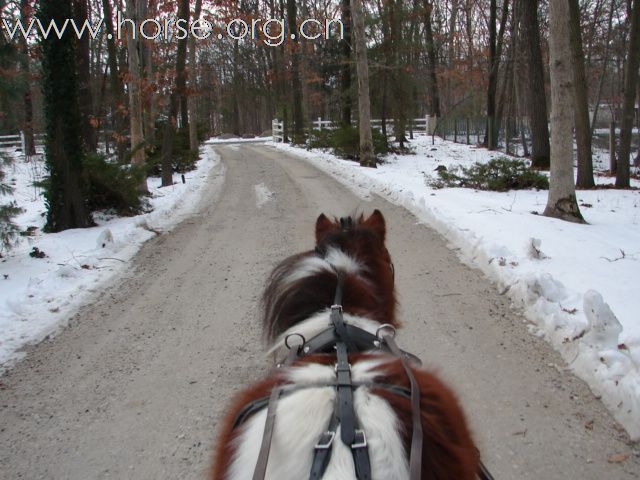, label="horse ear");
[363,209,386,242]
[316,213,336,242]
